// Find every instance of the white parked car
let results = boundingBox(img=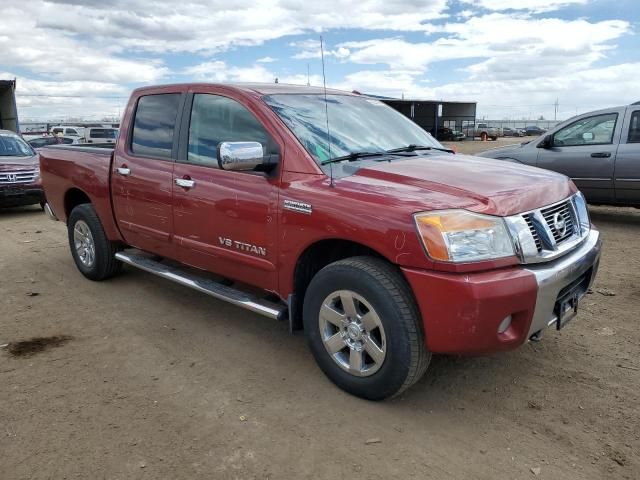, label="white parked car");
[83,127,118,144]
[50,126,85,137]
